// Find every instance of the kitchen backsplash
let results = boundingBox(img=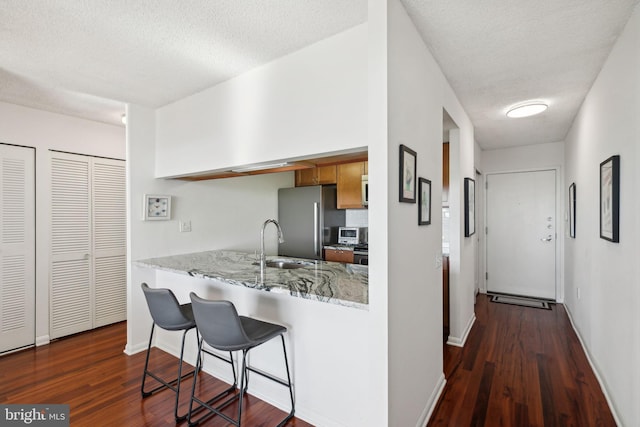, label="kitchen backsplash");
[345,209,368,228]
